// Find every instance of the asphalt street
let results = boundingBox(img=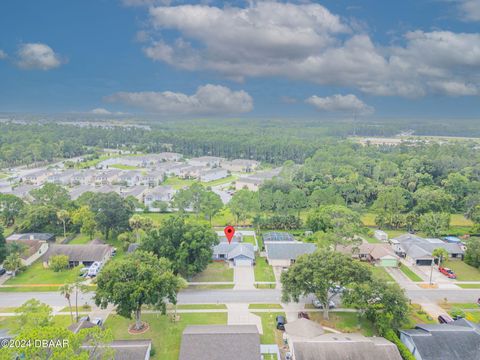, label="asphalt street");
[1,288,479,308]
